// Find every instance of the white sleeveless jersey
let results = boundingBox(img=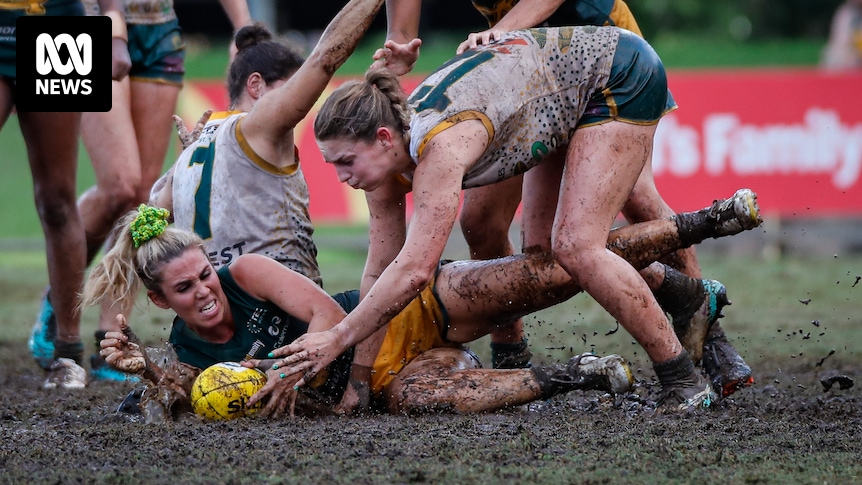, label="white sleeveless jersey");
[407,26,619,188]
[171,112,322,285]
